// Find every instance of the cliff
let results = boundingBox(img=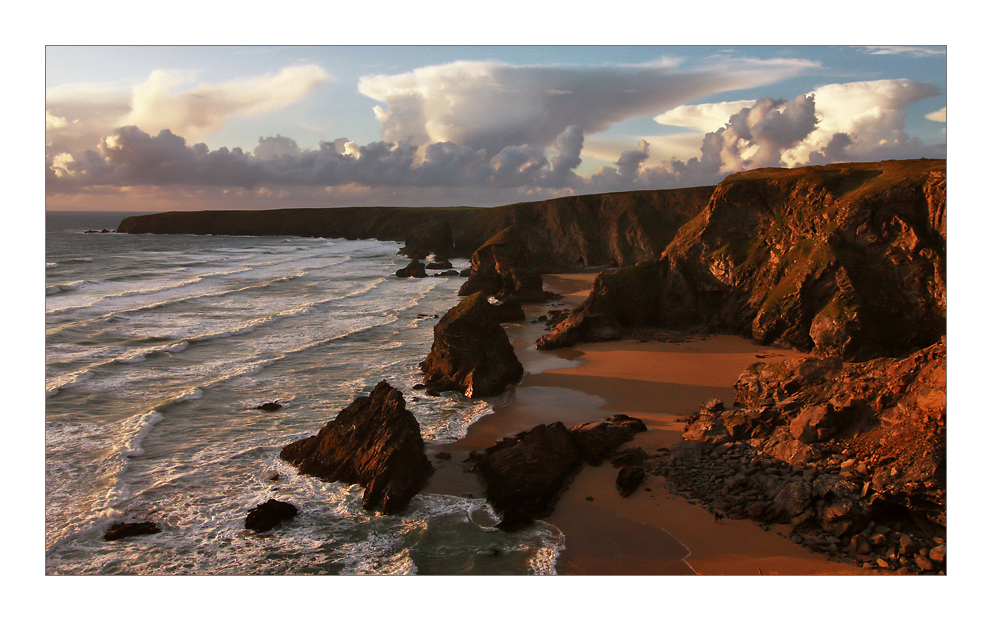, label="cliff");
[539,159,946,361]
[117,186,715,269]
